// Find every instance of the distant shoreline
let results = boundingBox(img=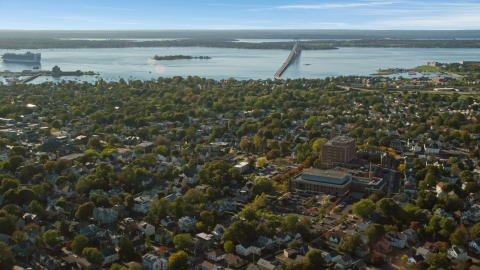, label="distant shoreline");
[151,55,211,61]
[2,38,480,50]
